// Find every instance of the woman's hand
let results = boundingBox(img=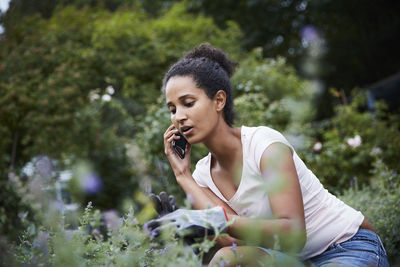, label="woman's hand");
[164,124,192,178]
